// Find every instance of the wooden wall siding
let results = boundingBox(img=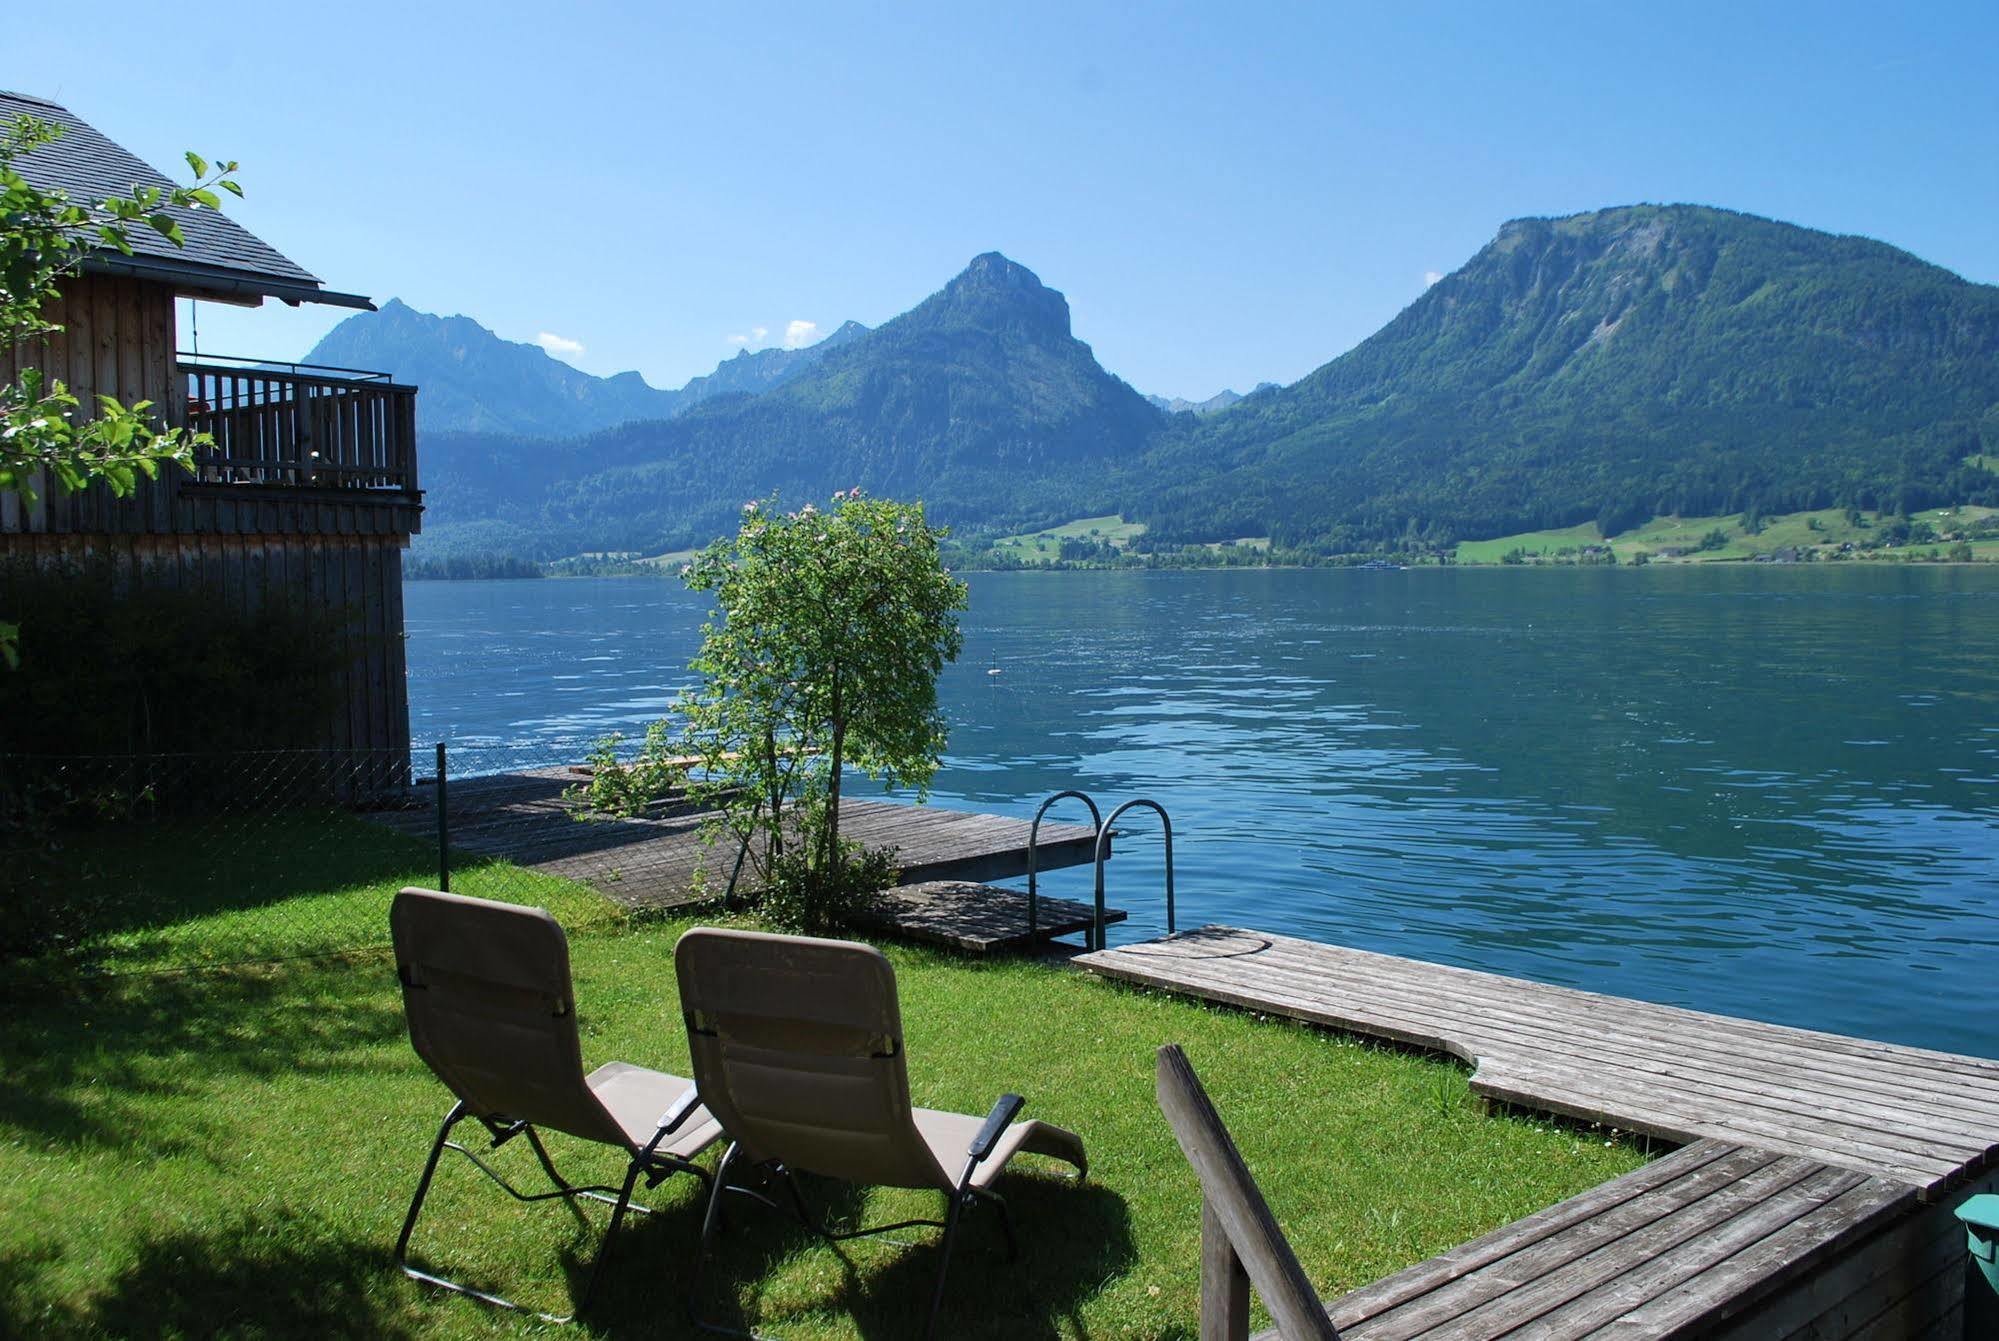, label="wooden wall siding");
[1,532,414,772]
[0,271,180,536]
[3,274,421,540]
